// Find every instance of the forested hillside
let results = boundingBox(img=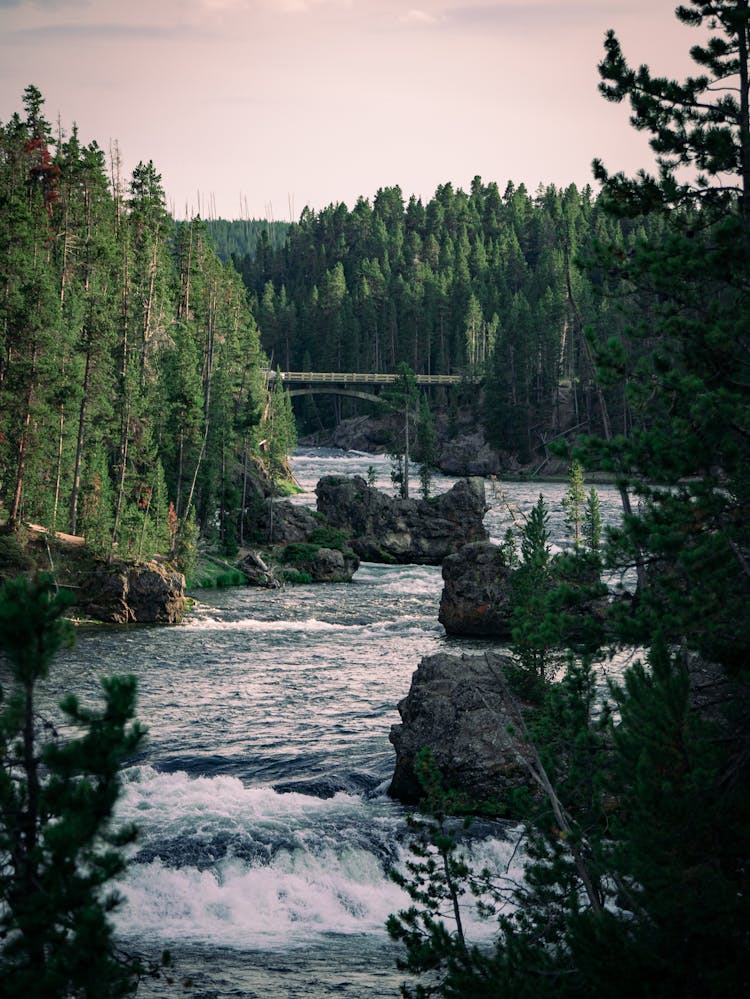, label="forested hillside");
[235,179,657,460]
[0,87,296,566]
[202,218,289,263]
